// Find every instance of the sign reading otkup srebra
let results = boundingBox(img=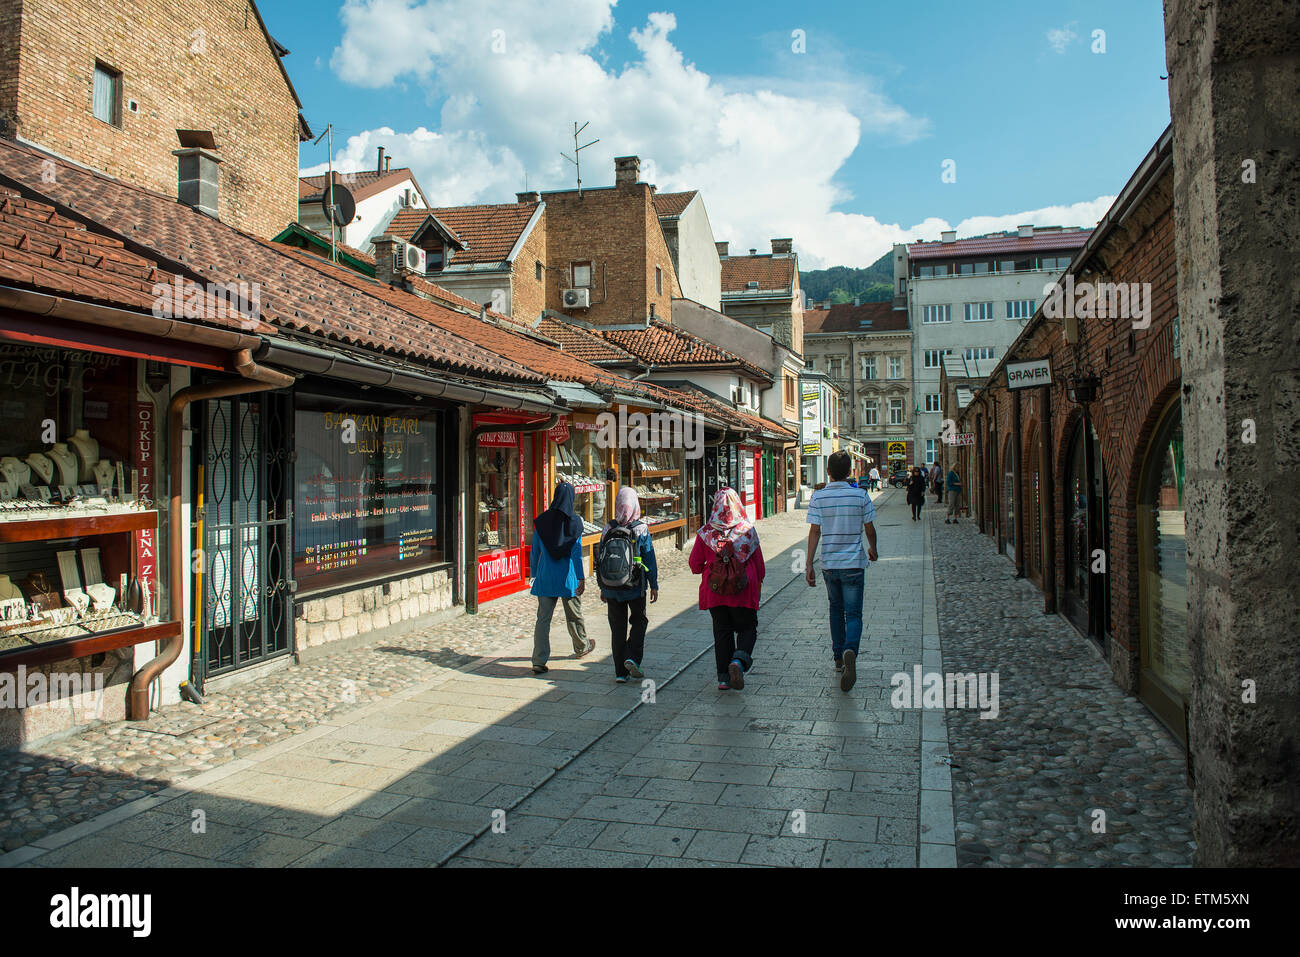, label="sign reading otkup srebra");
[1006,358,1052,390]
